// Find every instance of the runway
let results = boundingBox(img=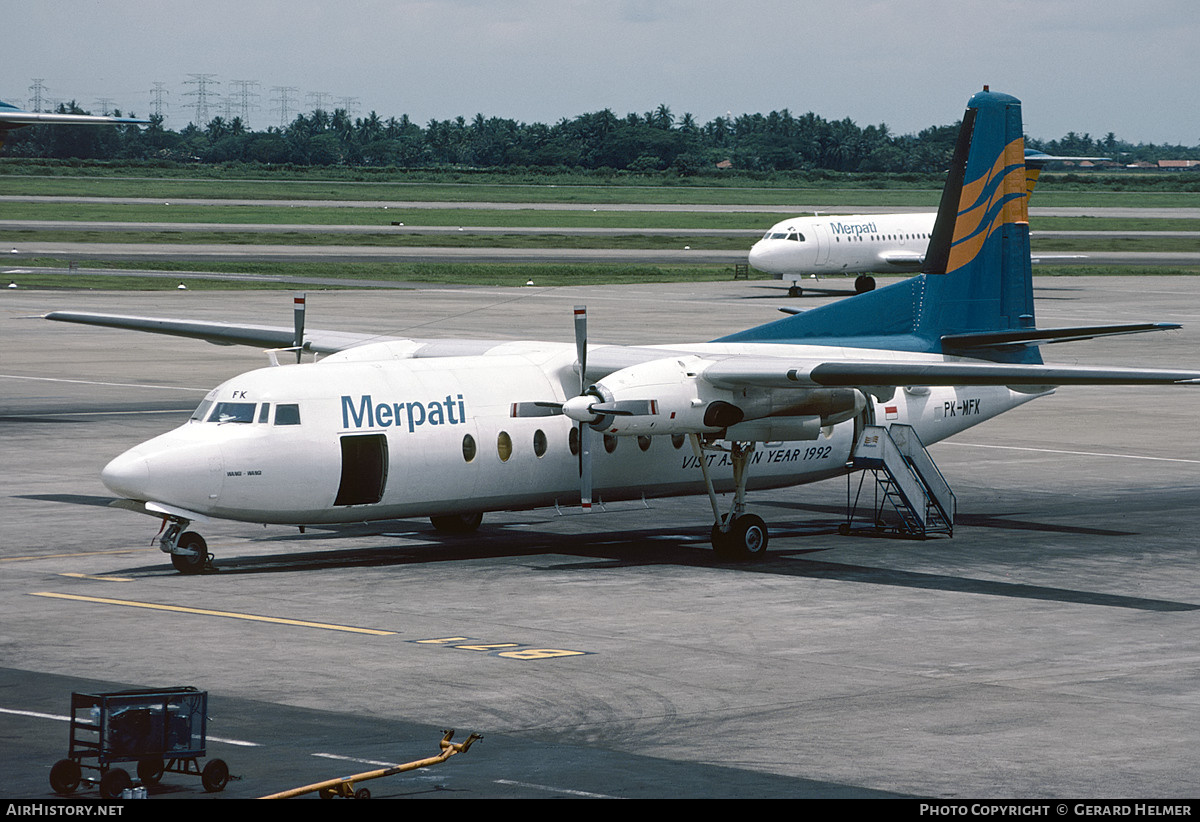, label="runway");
[3,193,1200,219]
[2,279,1200,799]
[7,242,1199,268]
